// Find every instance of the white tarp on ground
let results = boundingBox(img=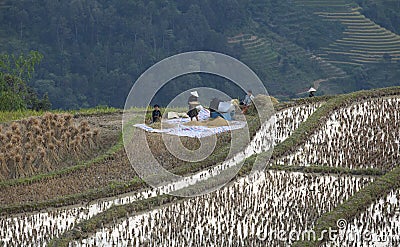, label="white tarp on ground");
[134,109,247,138]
